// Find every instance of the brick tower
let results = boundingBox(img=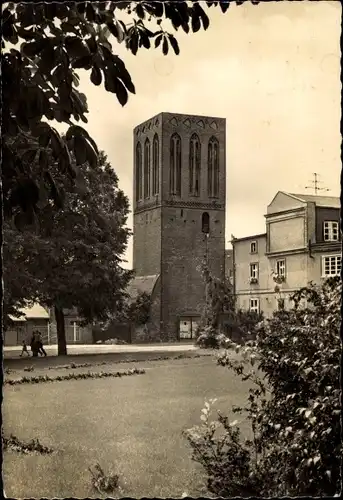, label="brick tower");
[133,112,226,341]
